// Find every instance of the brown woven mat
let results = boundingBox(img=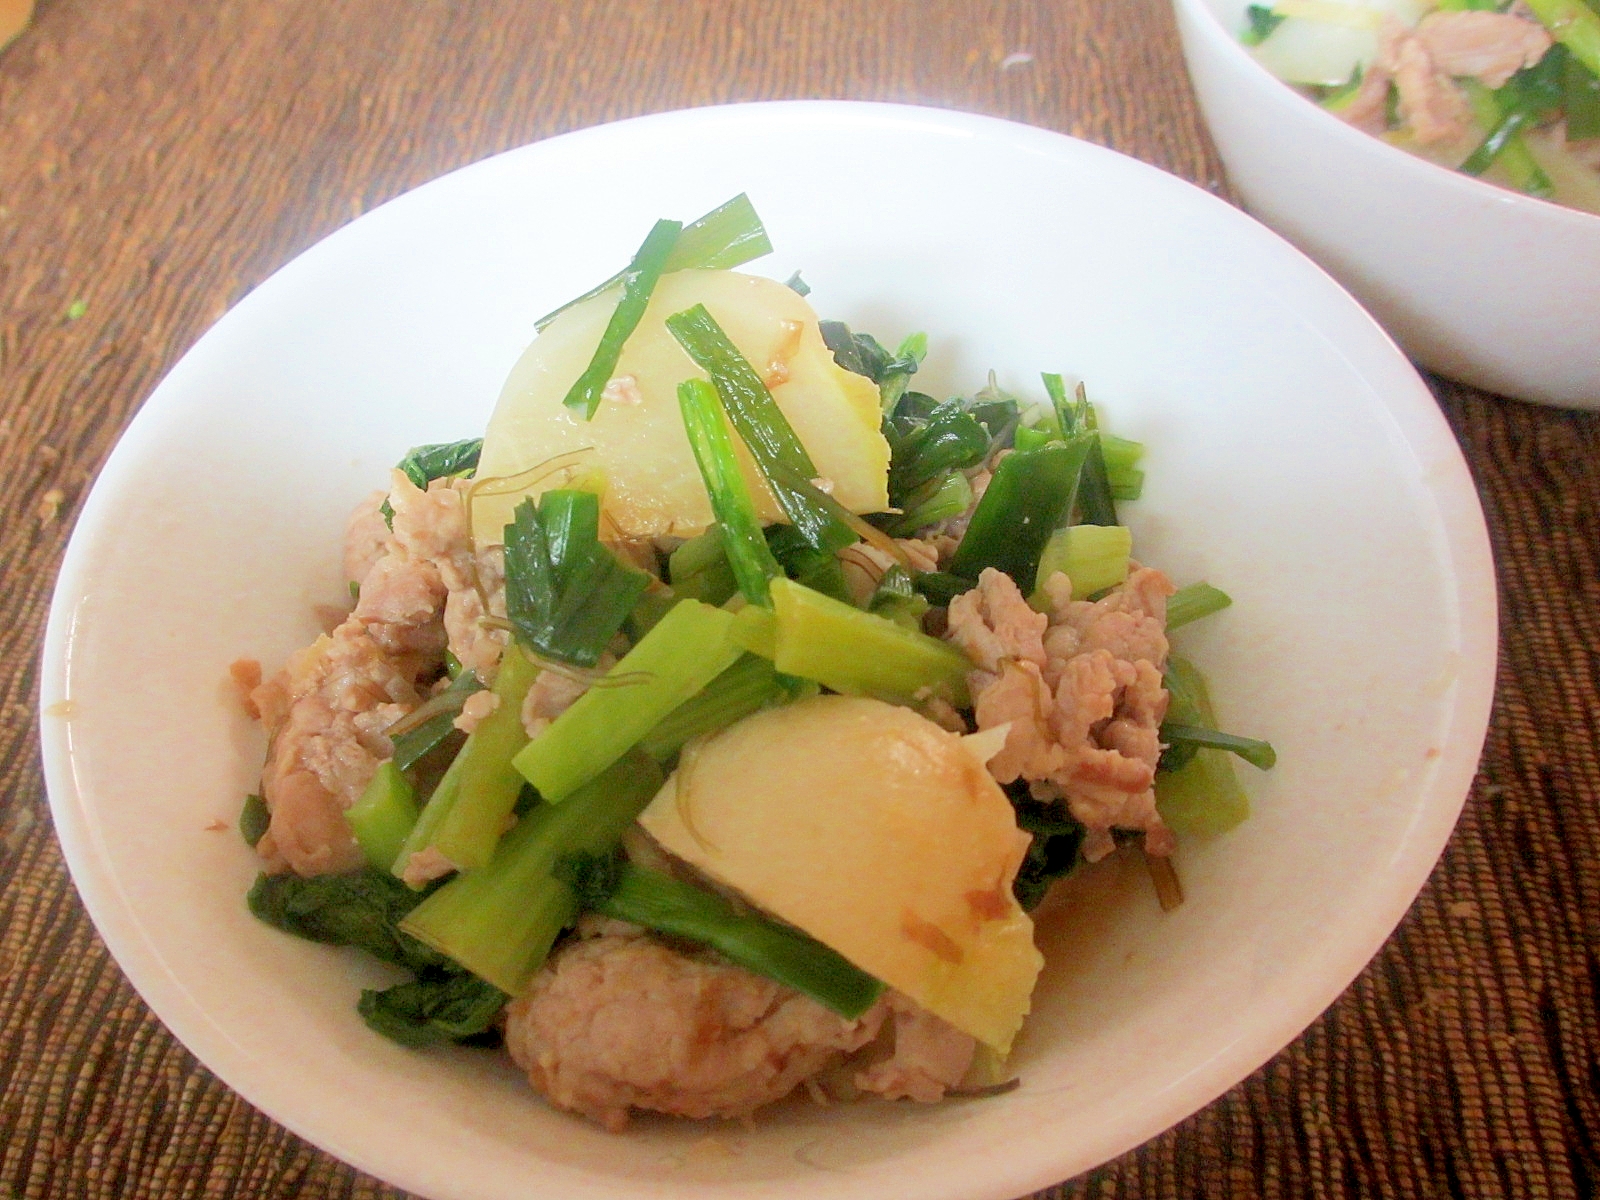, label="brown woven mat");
[2,0,1597,1195]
